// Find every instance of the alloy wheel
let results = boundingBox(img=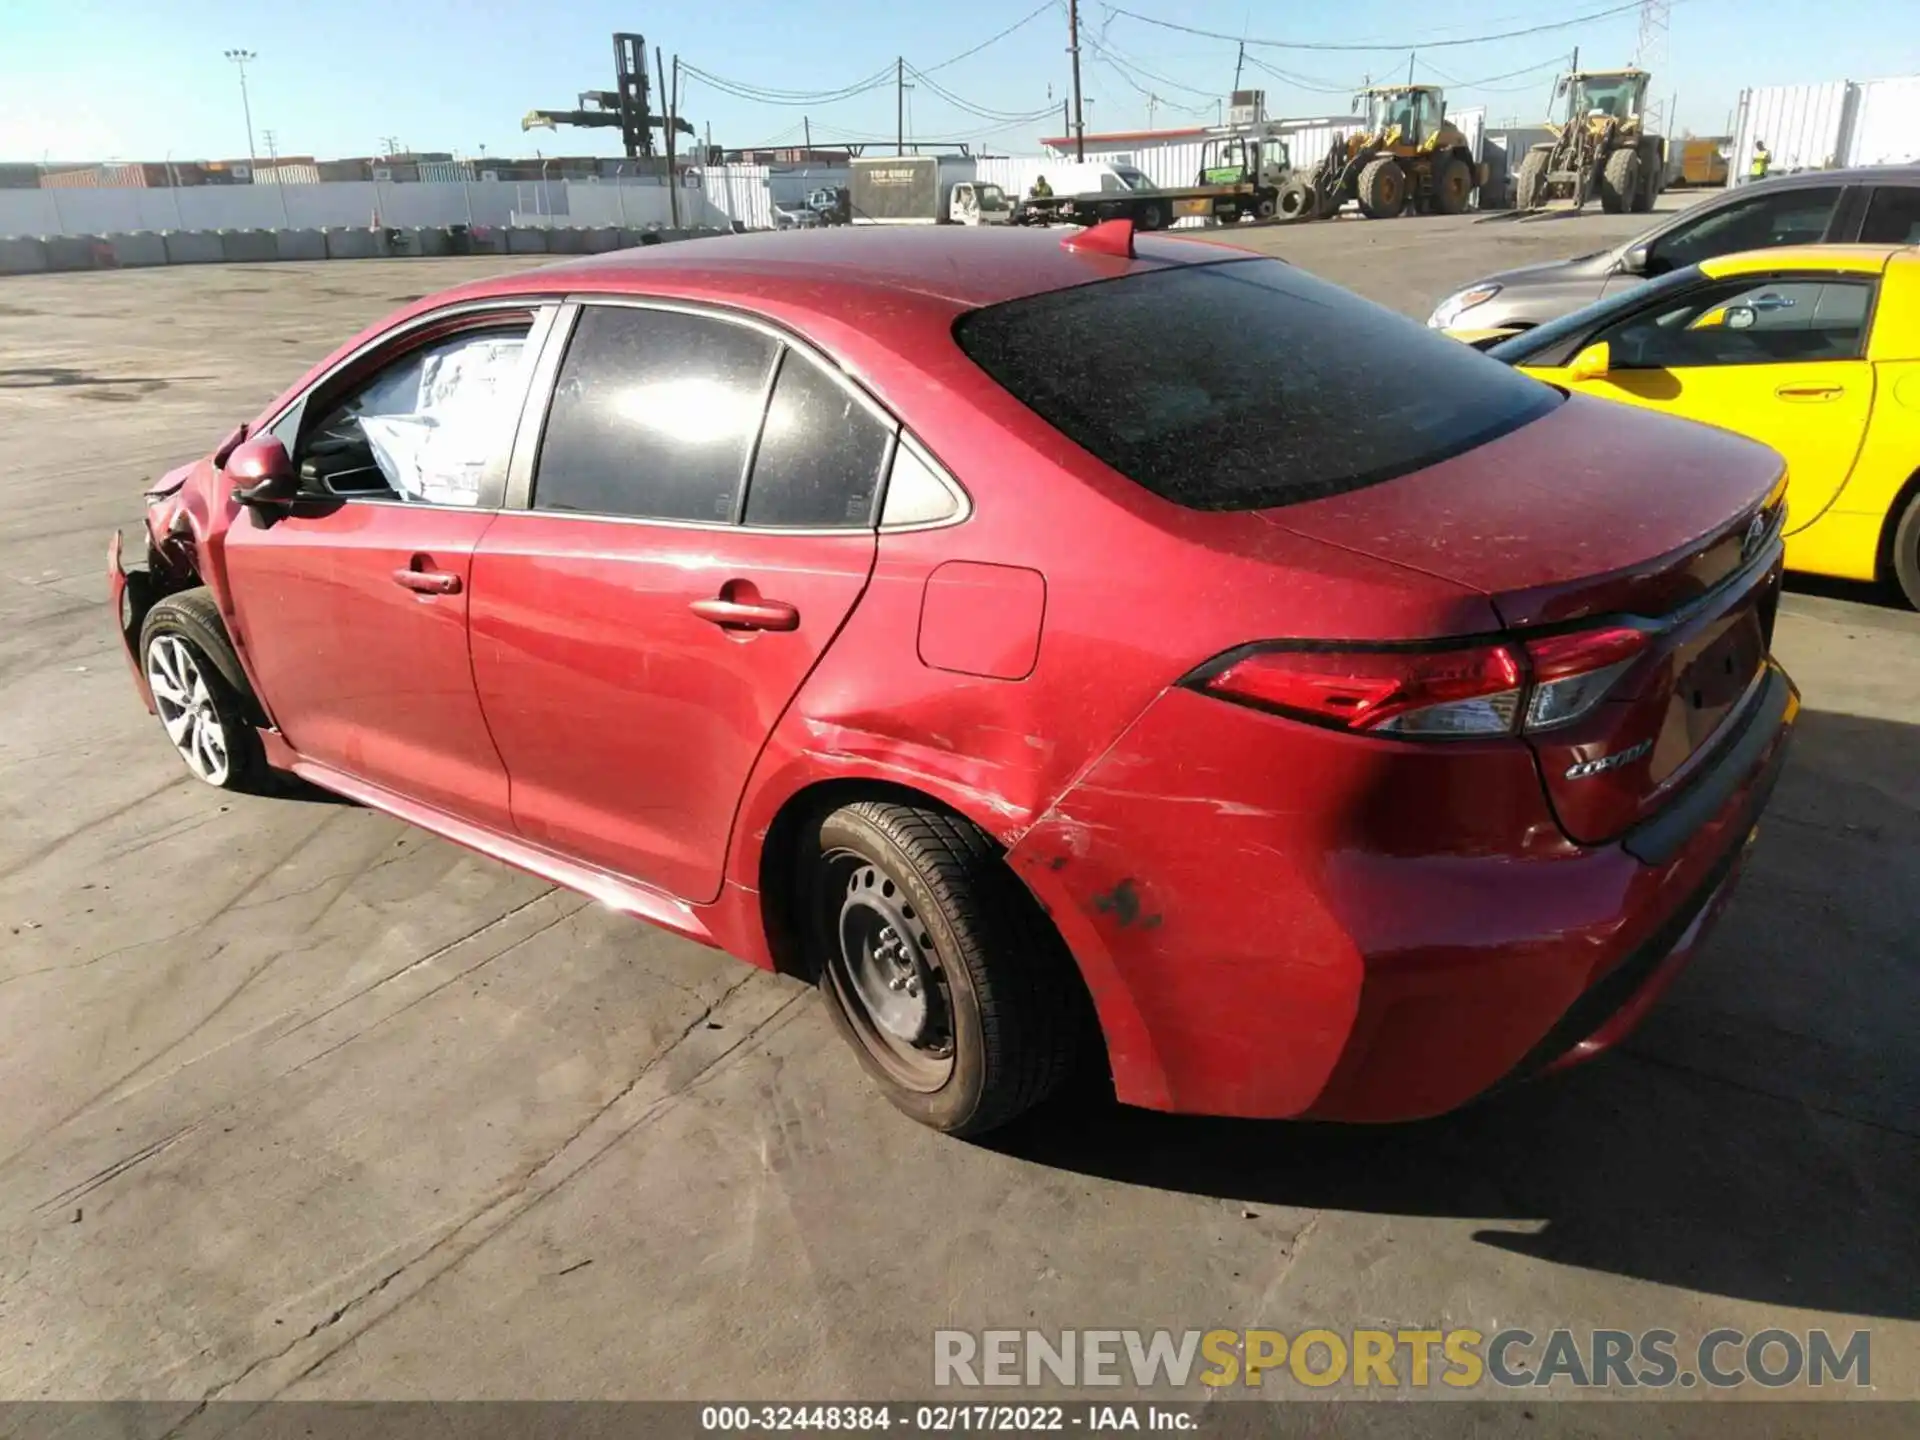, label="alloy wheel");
[146,634,231,785]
